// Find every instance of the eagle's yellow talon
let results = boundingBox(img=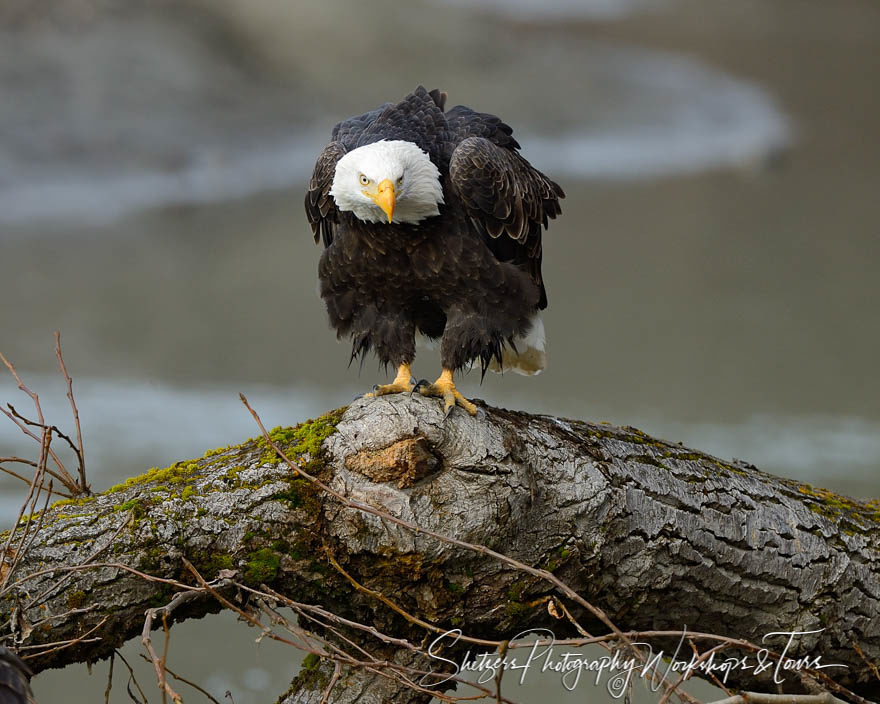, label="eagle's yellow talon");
[415,369,477,416]
[364,363,414,398]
